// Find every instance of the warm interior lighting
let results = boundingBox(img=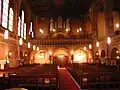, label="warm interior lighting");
[19,38,23,45]
[79,28,82,31]
[74,50,86,63]
[44,78,50,83]
[28,42,31,48]
[49,51,52,55]
[33,45,36,50]
[117,56,120,59]
[58,54,64,58]
[89,44,92,49]
[41,30,44,33]
[84,47,86,51]
[1,64,4,70]
[116,51,119,53]
[53,29,56,32]
[24,53,27,56]
[107,37,111,45]
[96,41,99,48]
[6,59,9,64]
[39,28,44,33]
[116,23,119,28]
[82,77,88,82]
[39,28,42,32]
[96,52,99,55]
[12,73,16,76]
[32,32,34,38]
[4,30,9,39]
[39,55,44,59]
[75,54,86,63]
[37,47,39,51]
[77,29,79,33]
[66,29,69,32]
[71,50,74,55]
[8,51,12,56]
